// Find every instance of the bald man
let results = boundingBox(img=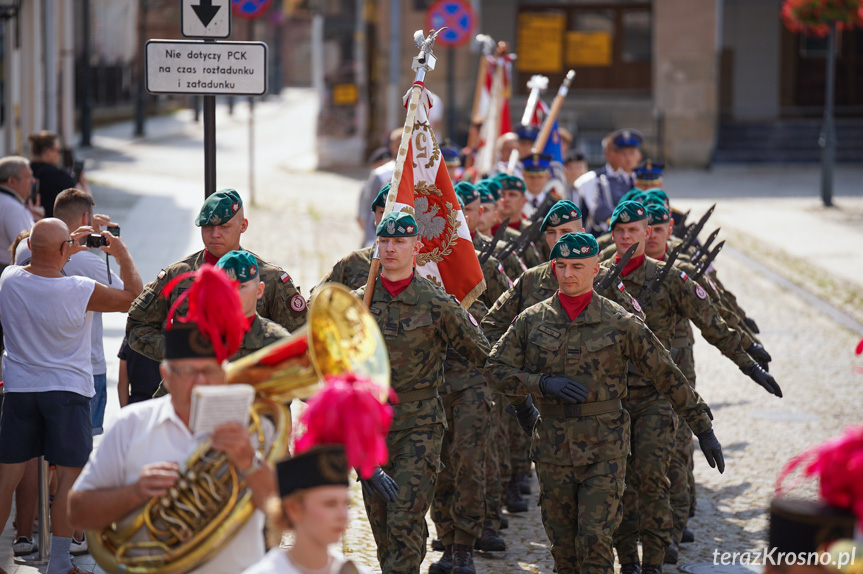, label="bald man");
[0,218,142,574]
